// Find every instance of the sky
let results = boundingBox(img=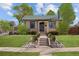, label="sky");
[0,3,79,26]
